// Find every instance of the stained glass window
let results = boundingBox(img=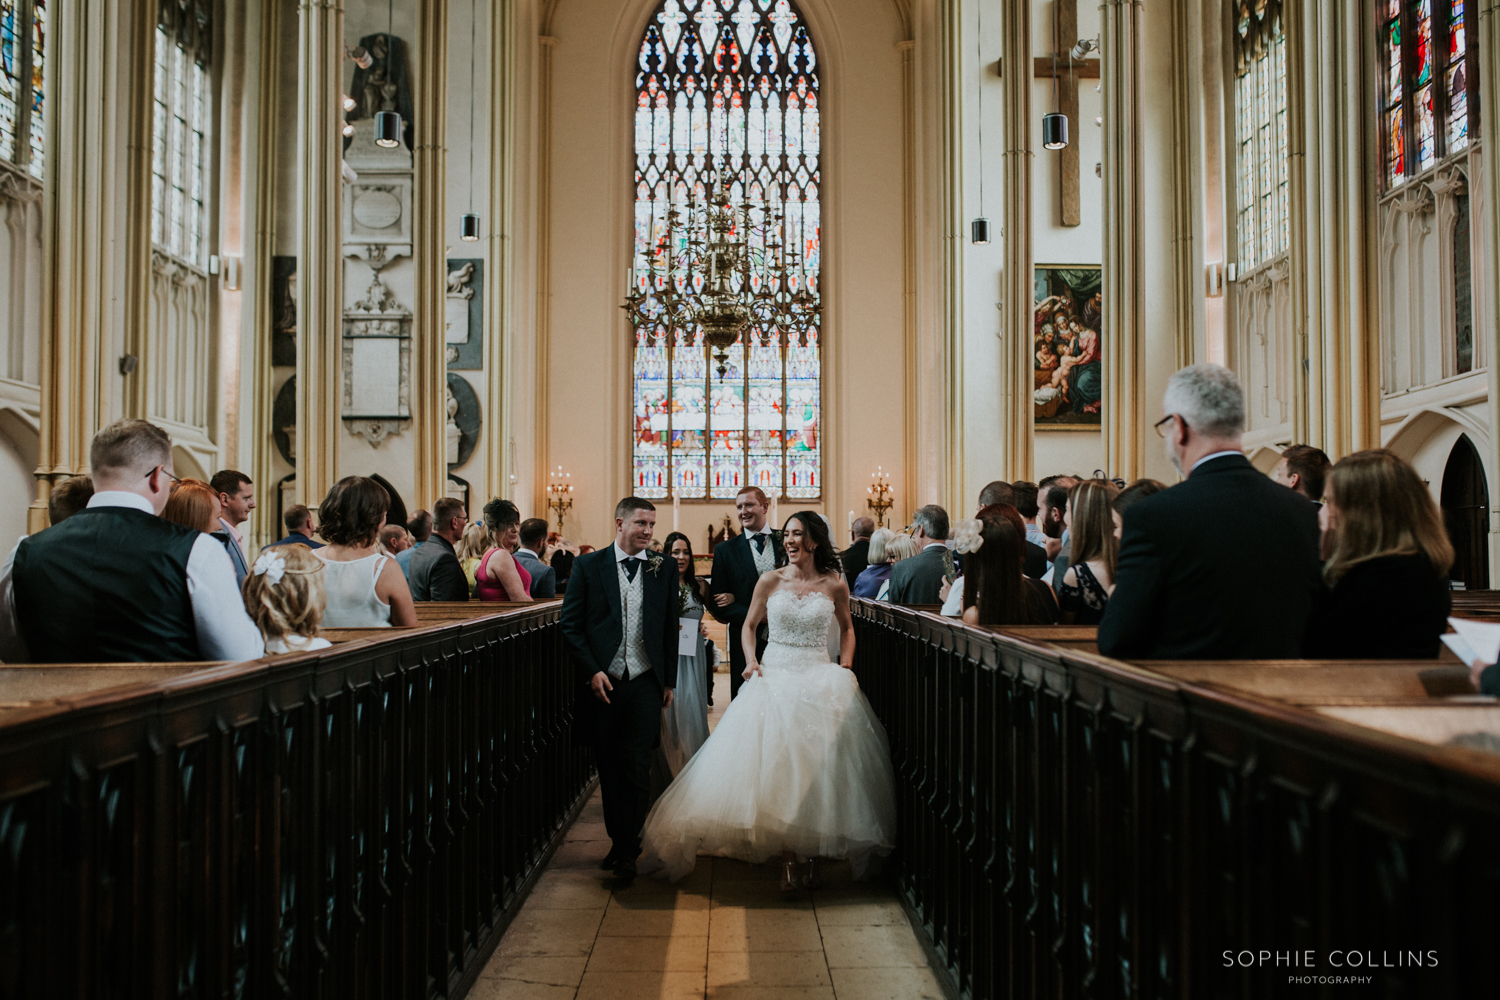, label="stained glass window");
[1381,0,1479,189]
[631,0,822,501]
[0,1,42,174]
[151,26,210,266]
[1233,0,1287,272]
